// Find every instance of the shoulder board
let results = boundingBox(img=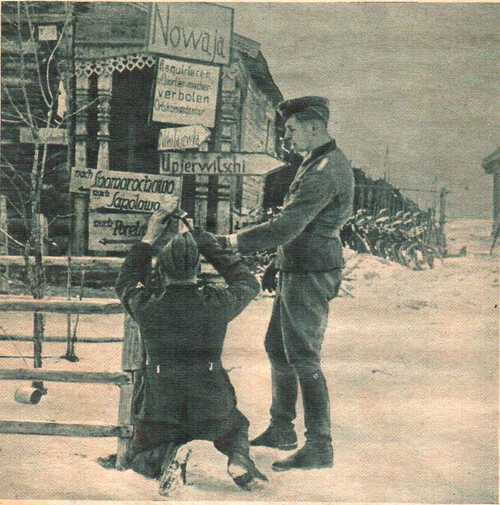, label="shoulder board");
[316,158,329,172]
